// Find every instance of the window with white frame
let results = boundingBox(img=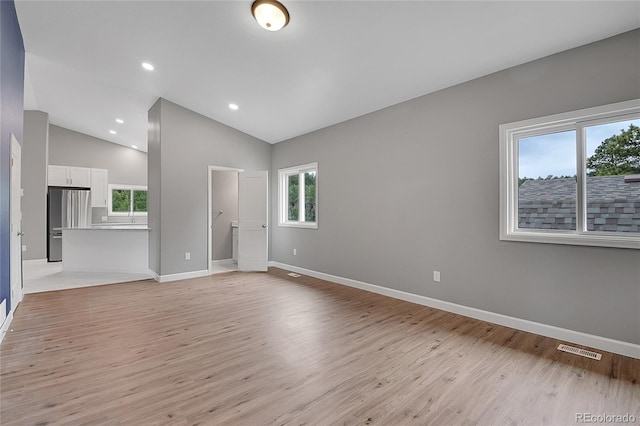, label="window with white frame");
[499,99,640,249]
[108,184,148,216]
[278,163,317,228]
